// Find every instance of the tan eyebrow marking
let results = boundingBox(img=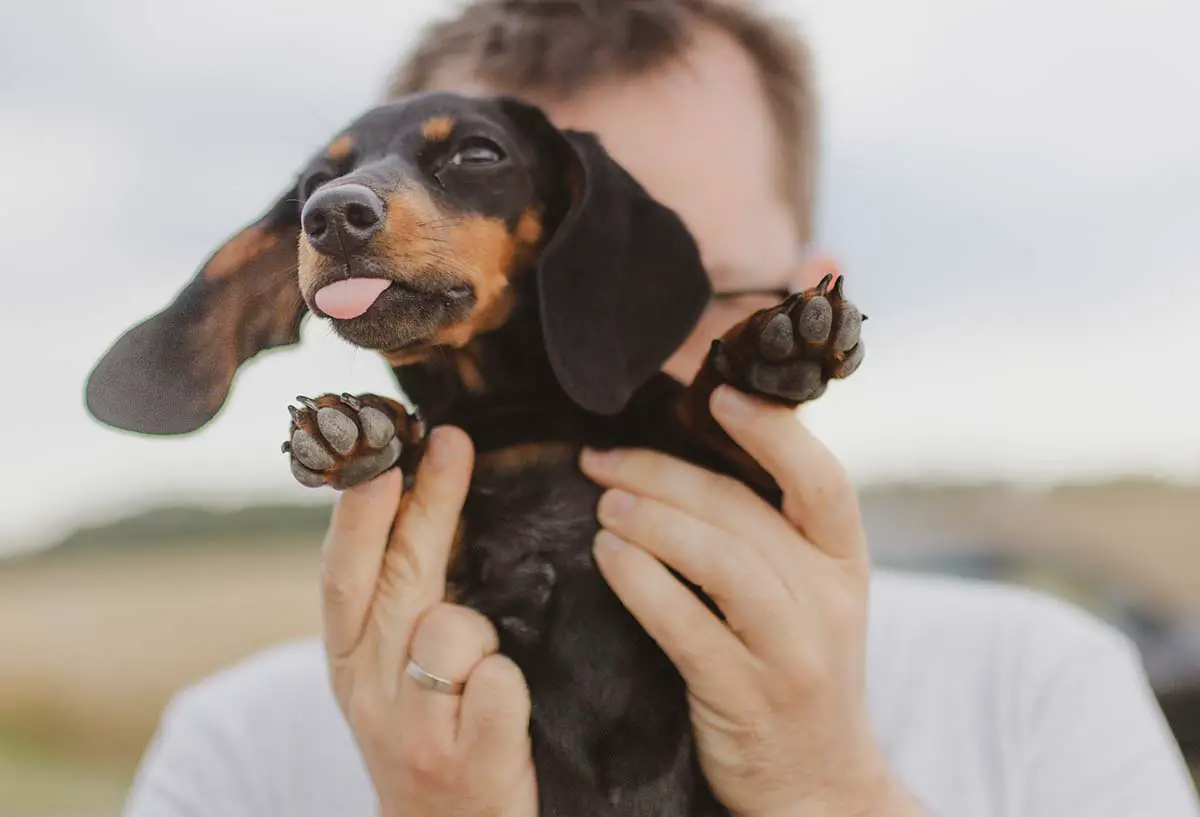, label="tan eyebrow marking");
[421,116,455,142]
[326,134,355,160]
